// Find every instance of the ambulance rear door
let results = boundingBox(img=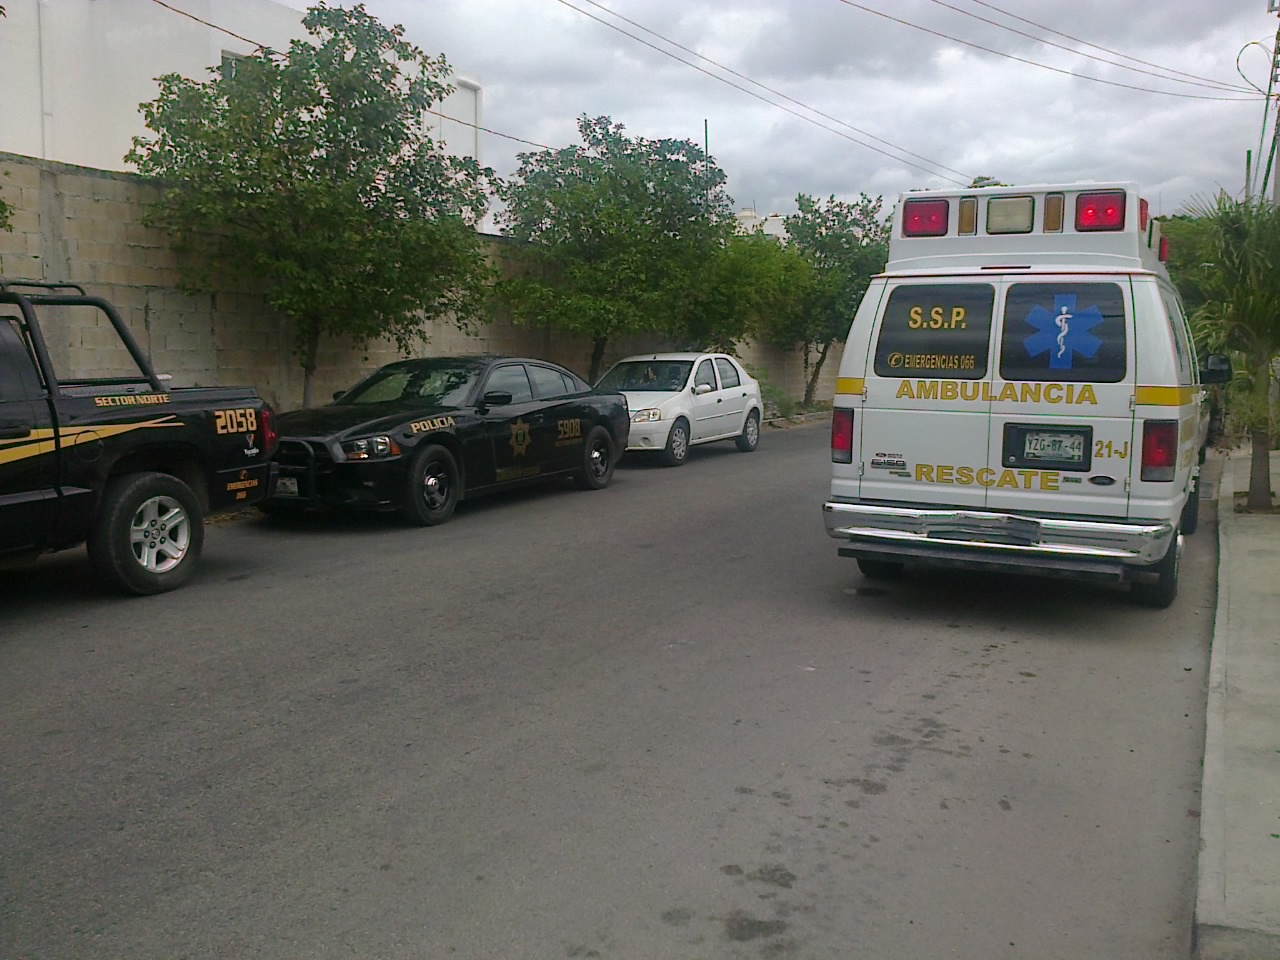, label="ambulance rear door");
[857,279,997,507]
[984,276,1135,519]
